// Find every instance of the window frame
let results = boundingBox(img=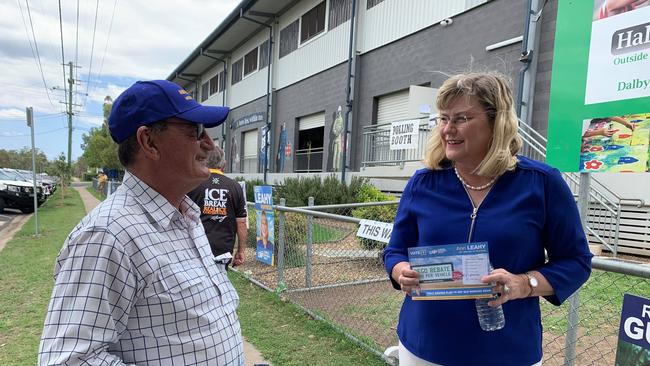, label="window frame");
[231,58,243,85]
[279,19,299,58]
[300,2,327,45]
[200,82,209,102]
[209,74,219,95]
[243,47,259,77]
